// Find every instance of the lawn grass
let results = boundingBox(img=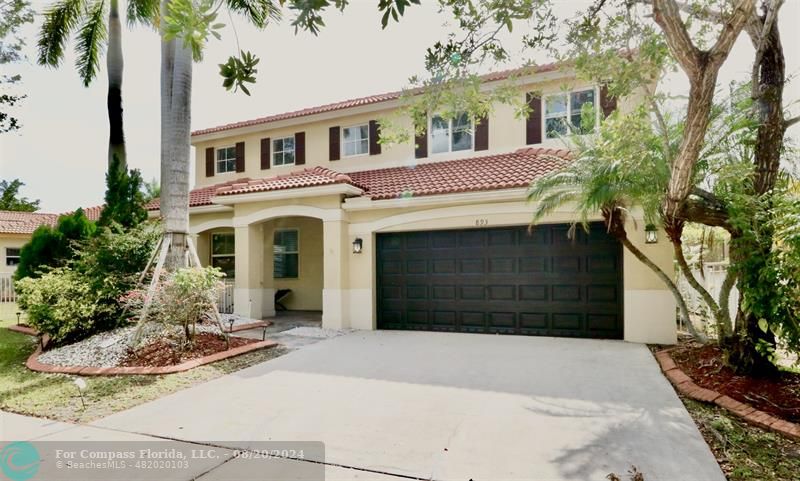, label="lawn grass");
[0,318,287,423]
[682,397,800,481]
